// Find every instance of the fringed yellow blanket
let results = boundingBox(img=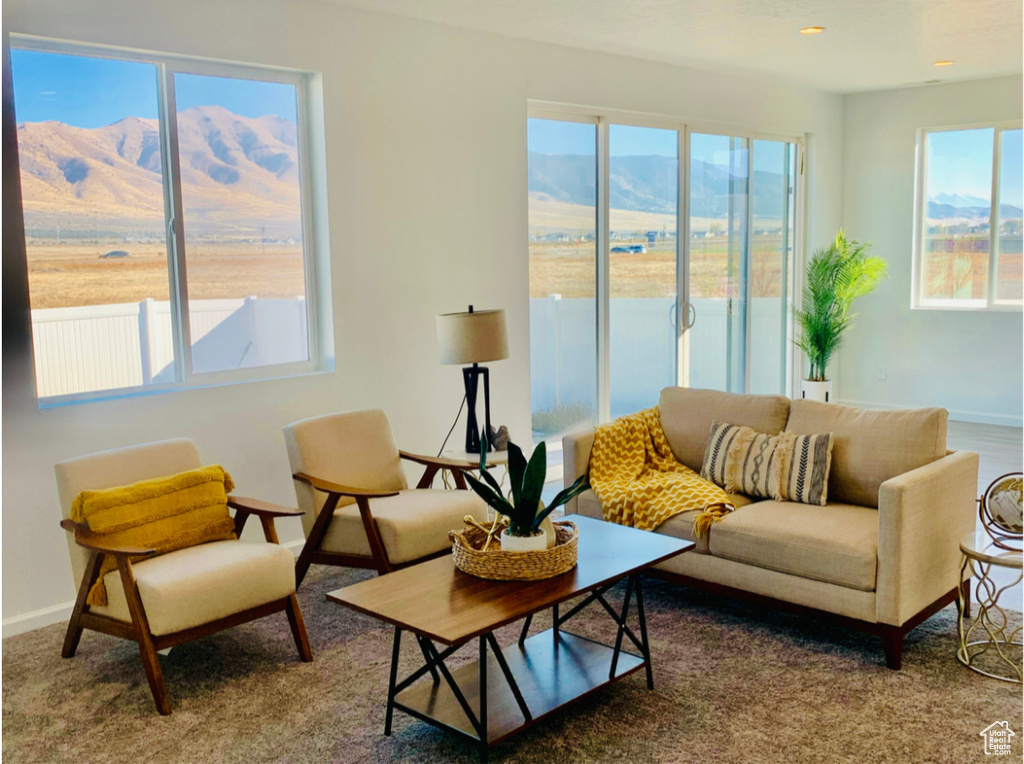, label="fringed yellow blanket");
[71,465,237,606]
[590,407,733,538]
